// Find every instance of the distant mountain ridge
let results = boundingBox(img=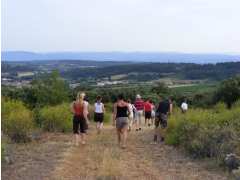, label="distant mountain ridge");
[2,51,240,63]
